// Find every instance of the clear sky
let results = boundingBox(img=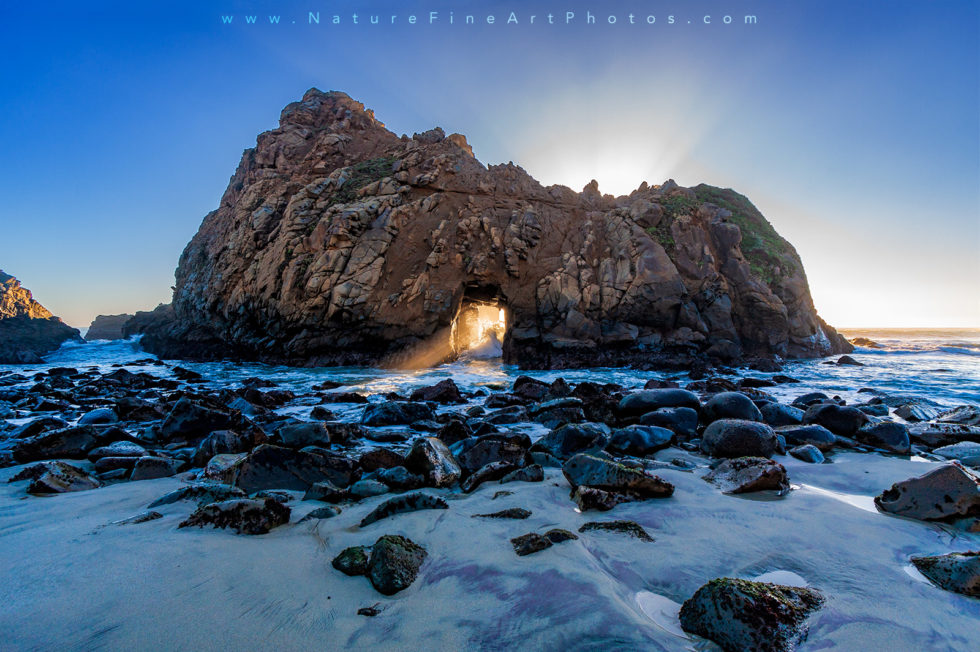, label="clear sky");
[1,0,977,328]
